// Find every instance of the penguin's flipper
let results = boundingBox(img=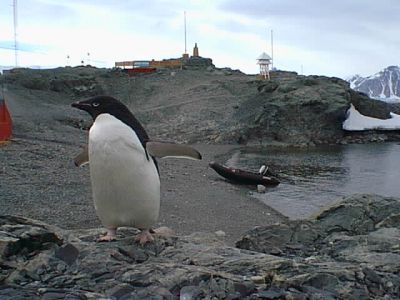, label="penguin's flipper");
[74,145,89,167]
[146,141,202,160]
